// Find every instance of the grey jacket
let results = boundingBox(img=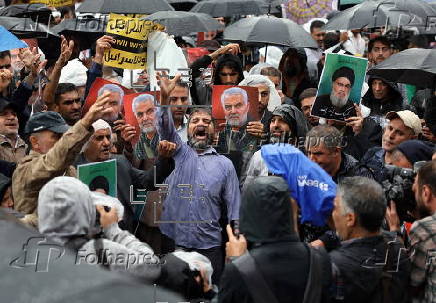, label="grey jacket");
[37,177,161,281]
